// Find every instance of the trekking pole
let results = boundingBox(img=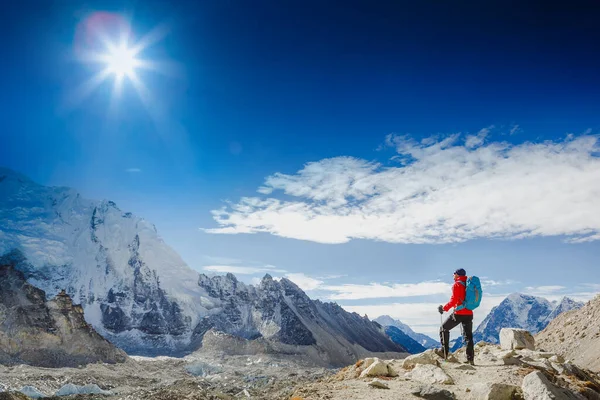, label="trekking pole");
[440,313,447,360]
